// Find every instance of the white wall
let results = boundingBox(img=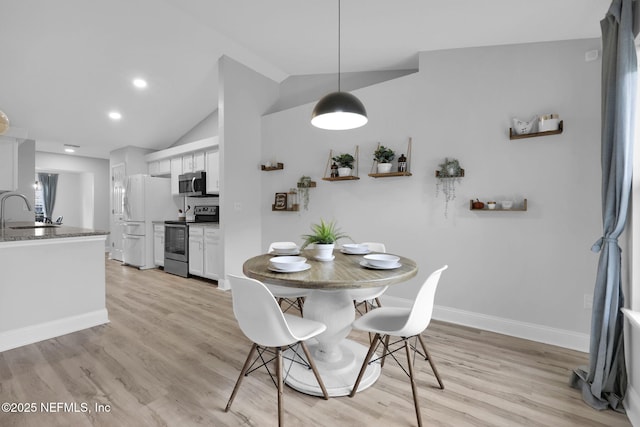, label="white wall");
[2,139,35,222]
[261,39,602,351]
[218,55,279,289]
[172,110,218,147]
[36,152,109,234]
[48,171,93,228]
